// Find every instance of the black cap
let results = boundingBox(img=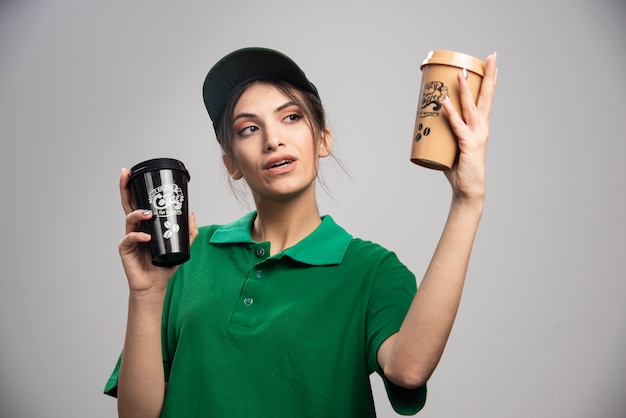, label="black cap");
[202,47,320,124]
